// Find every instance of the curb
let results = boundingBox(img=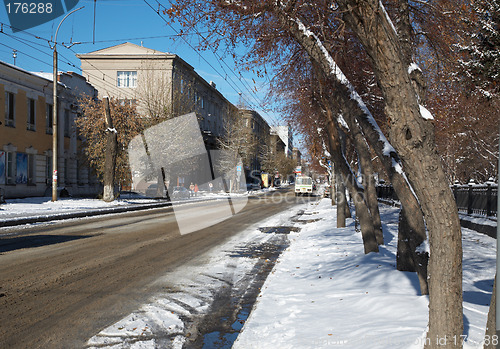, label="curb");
[0,189,282,229]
